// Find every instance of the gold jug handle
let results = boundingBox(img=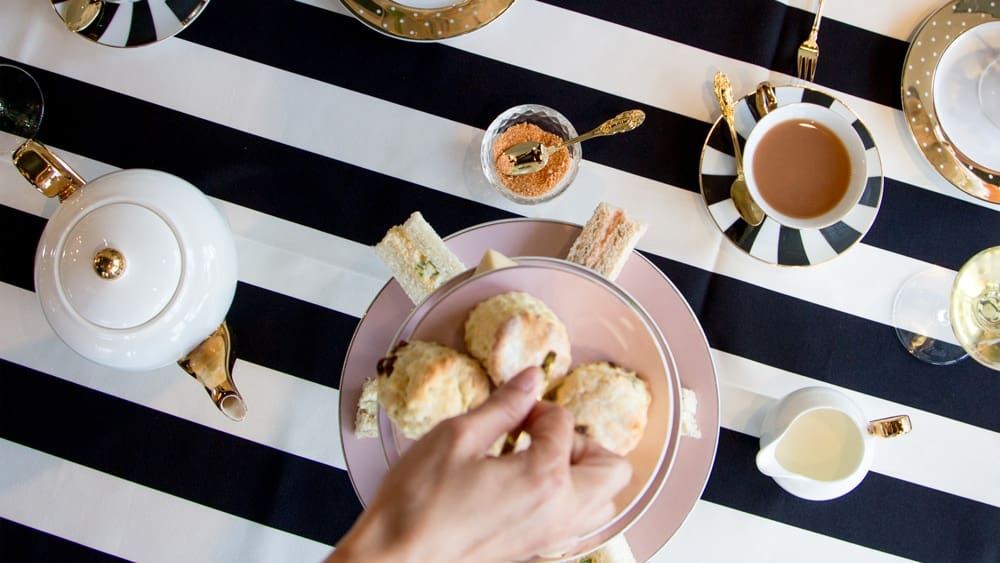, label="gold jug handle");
[12,139,85,201]
[178,322,248,422]
[867,415,912,438]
